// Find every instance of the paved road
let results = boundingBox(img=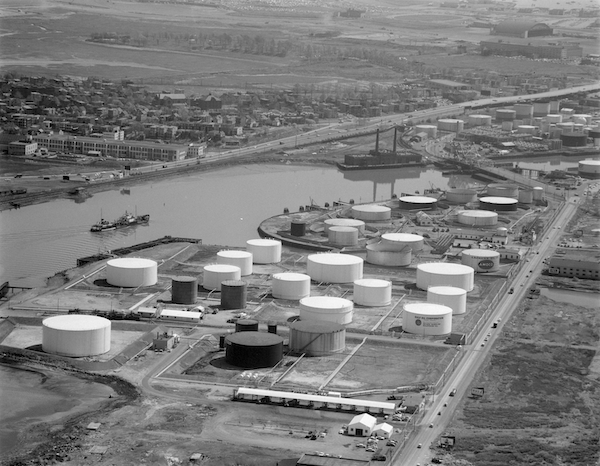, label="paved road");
[394,190,582,465]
